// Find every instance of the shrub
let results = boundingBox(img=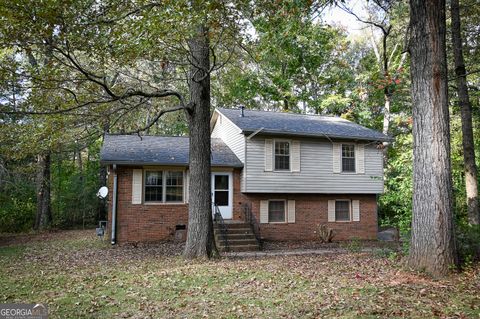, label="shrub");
[316,224,334,243]
[456,223,480,265]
